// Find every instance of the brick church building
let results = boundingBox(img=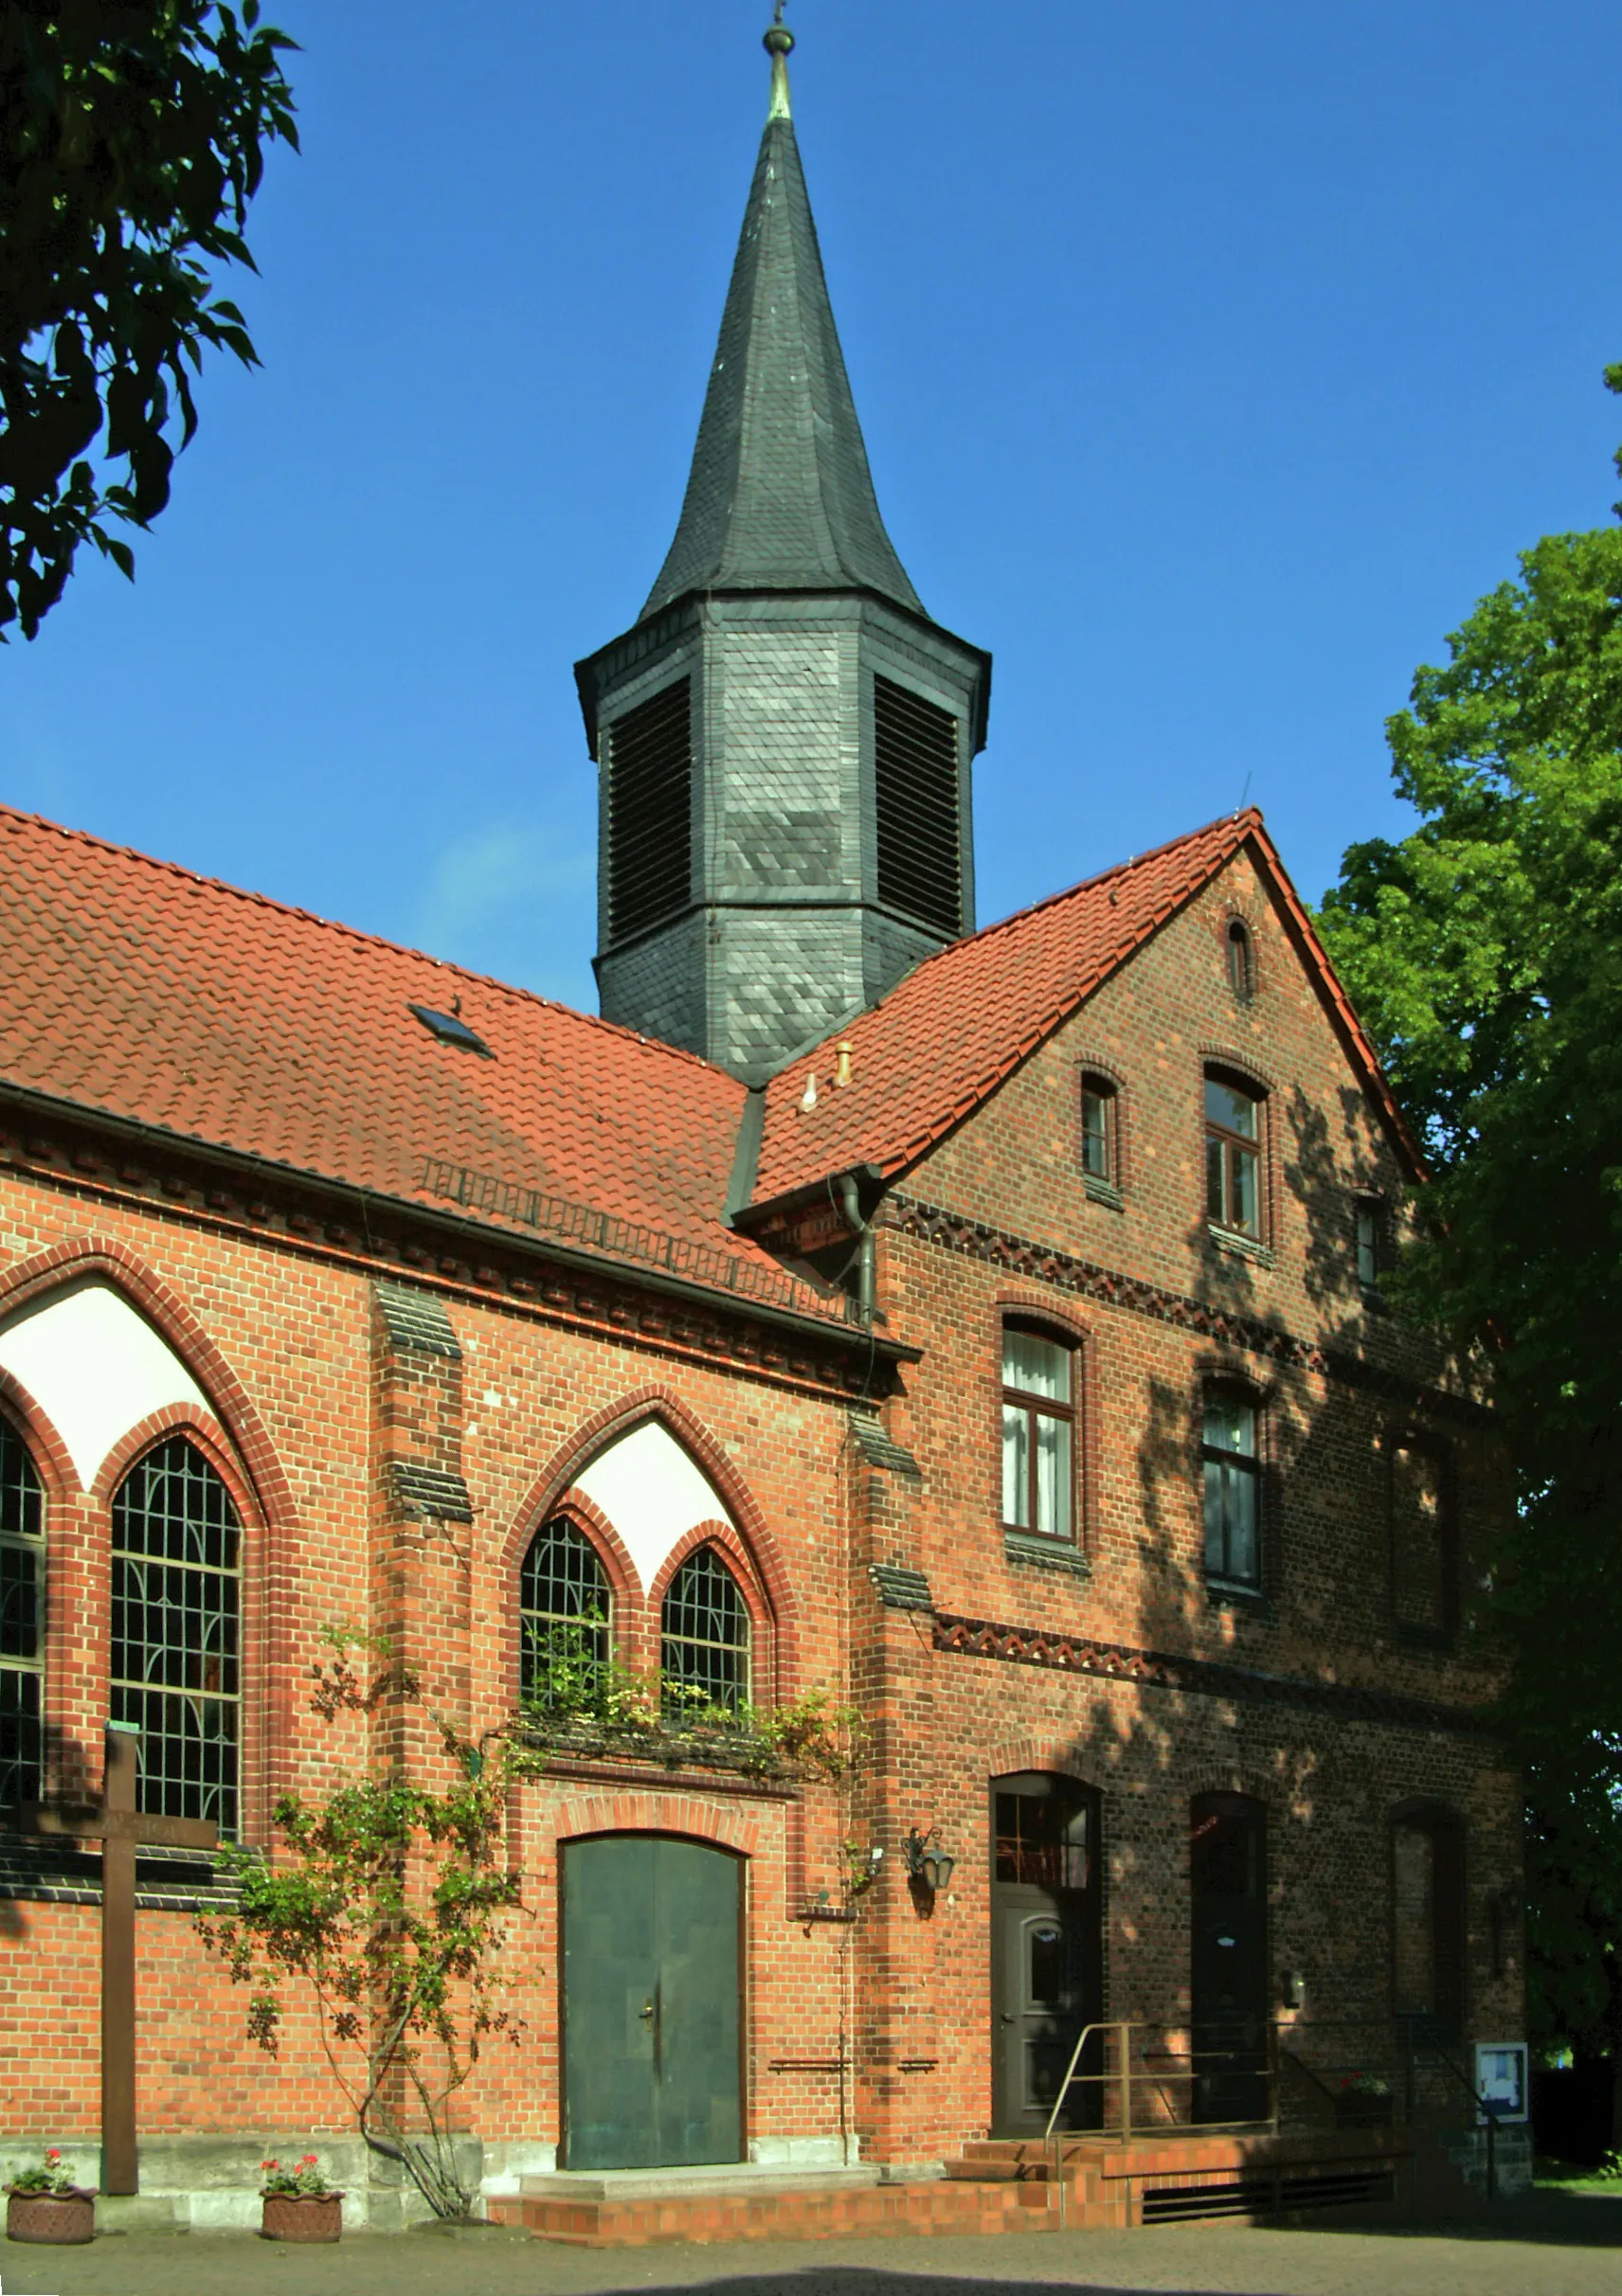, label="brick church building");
[0,16,1522,2231]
